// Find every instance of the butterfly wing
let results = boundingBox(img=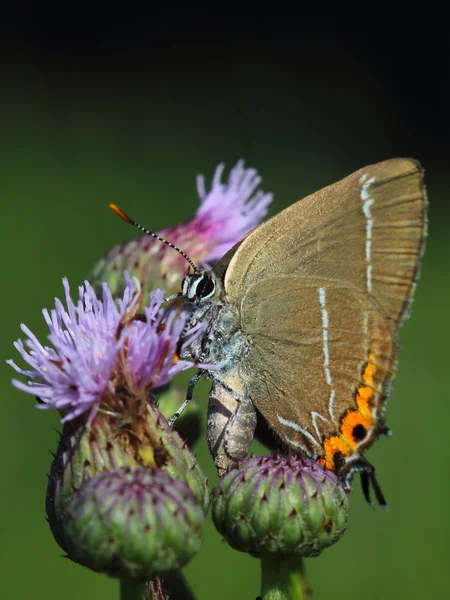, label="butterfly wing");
[218,158,426,328]
[239,275,395,470]
[213,158,426,471]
